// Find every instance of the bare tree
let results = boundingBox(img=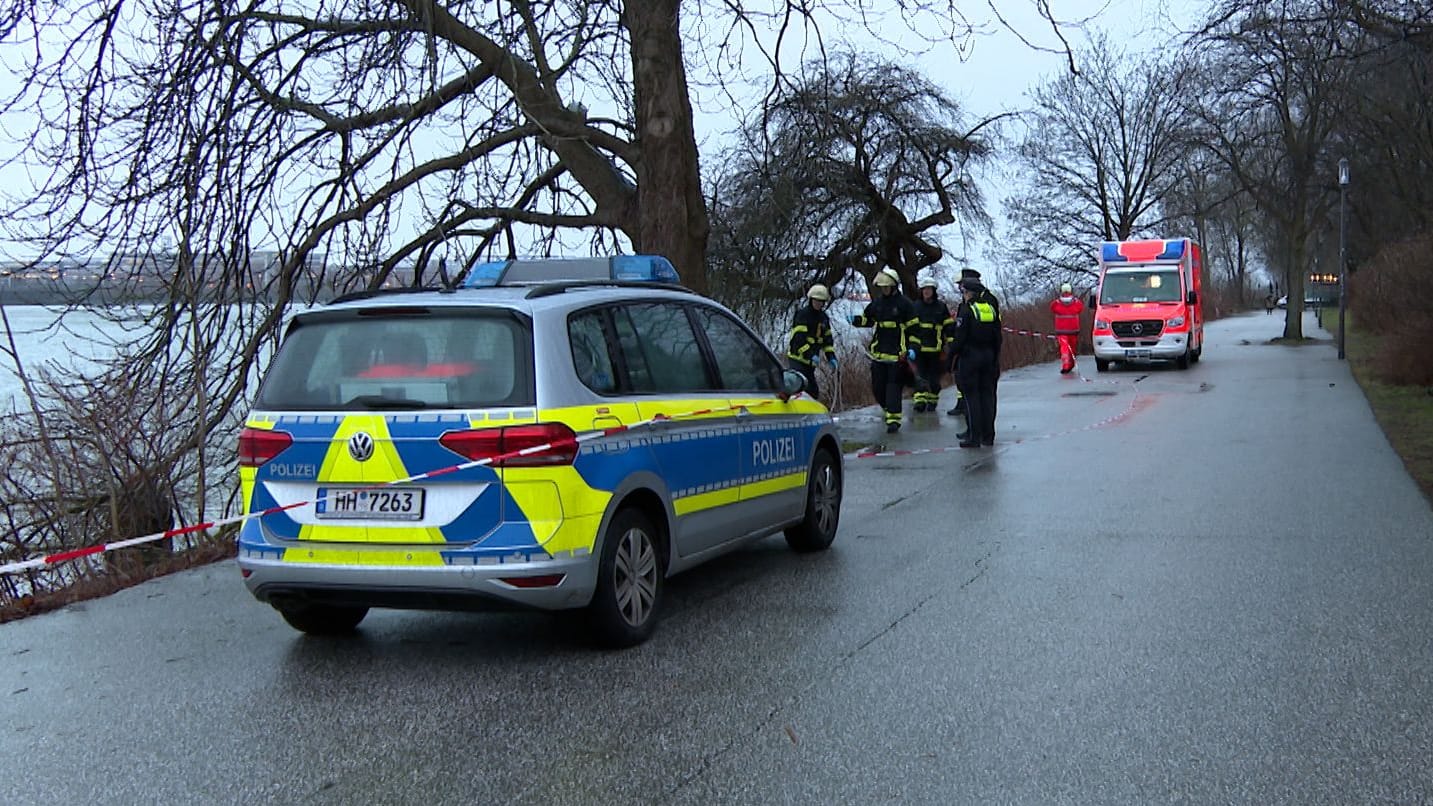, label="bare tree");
[1189,0,1362,339]
[705,51,994,325]
[1002,35,1197,289]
